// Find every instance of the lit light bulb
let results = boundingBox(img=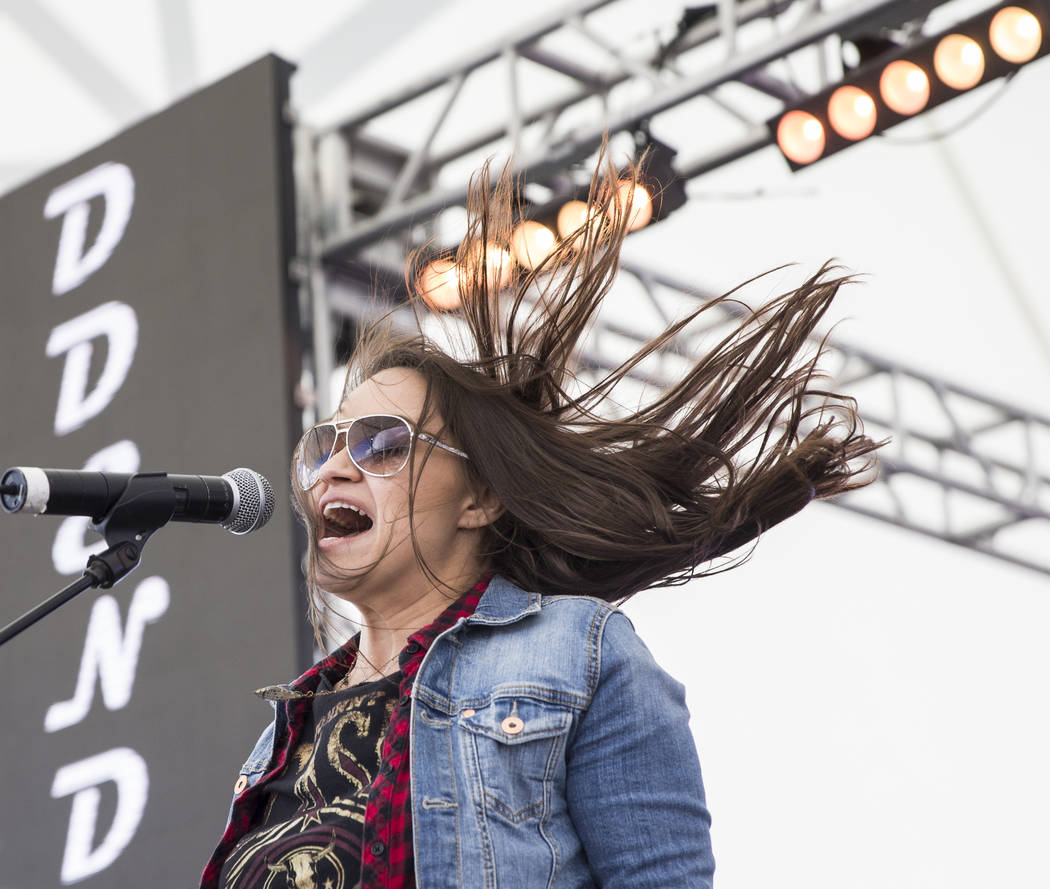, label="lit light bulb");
[556,199,611,244]
[907,69,928,91]
[509,221,557,270]
[614,180,654,231]
[828,86,877,140]
[880,60,931,115]
[990,6,1042,63]
[461,241,514,290]
[934,34,986,89]
[776,110,826,165]
[419,258,461,311]
[484,244,515,288]
[556,200,593,238]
